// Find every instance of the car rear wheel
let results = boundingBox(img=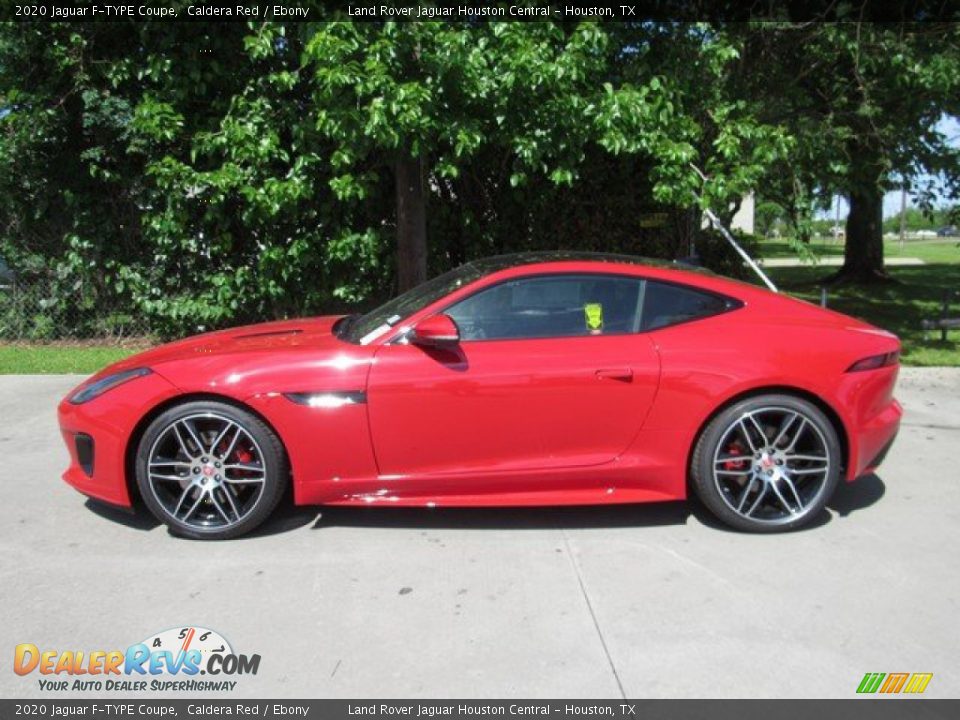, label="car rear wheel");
[135,400,287,540]
[691,394,842,532]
